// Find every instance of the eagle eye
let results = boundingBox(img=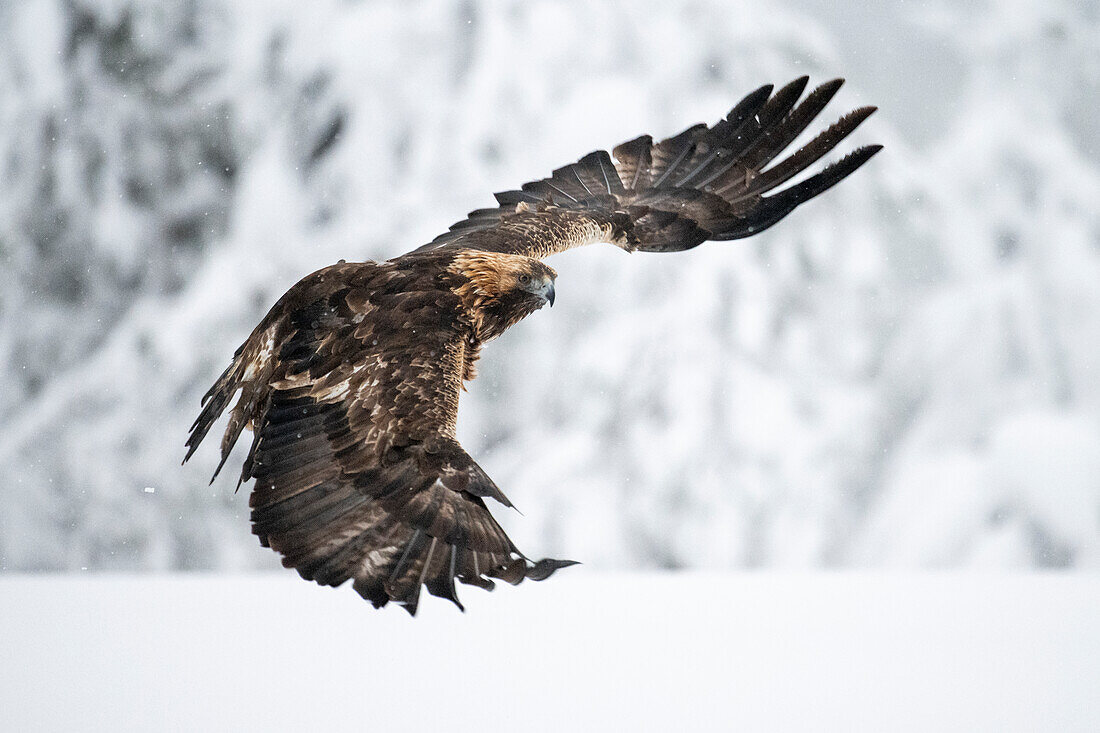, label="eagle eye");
[519,273,531,285]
